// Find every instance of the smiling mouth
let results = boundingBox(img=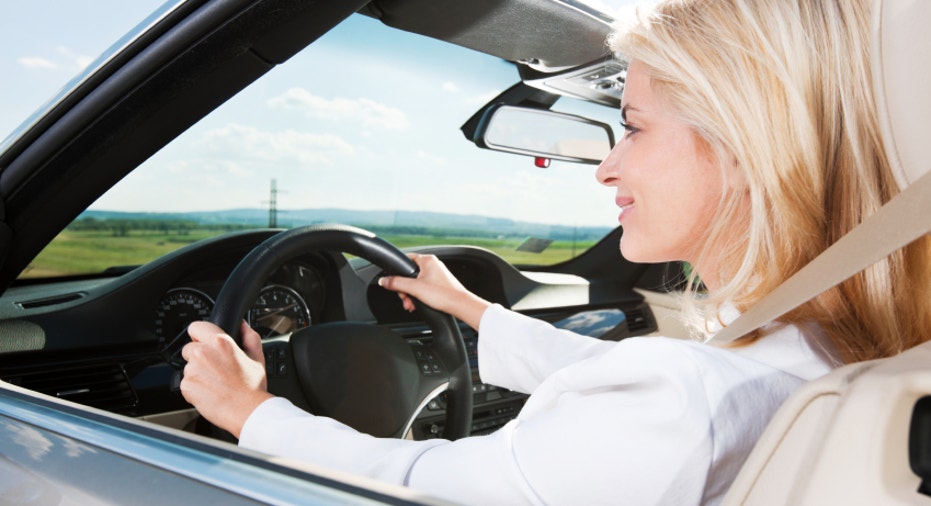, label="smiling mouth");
[617,198,636,219]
